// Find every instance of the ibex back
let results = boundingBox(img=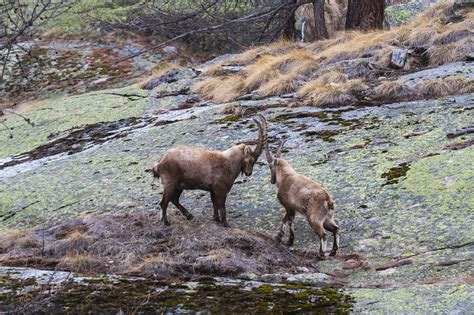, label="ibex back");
[153,115,268,227]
